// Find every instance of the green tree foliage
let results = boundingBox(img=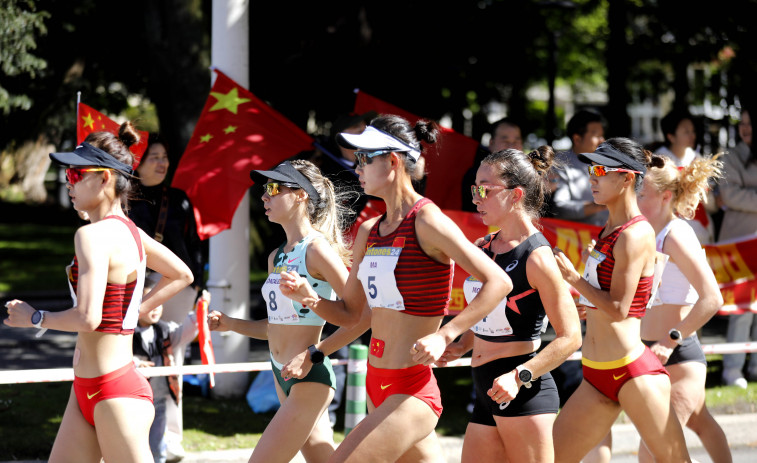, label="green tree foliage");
[0,0,49,115]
